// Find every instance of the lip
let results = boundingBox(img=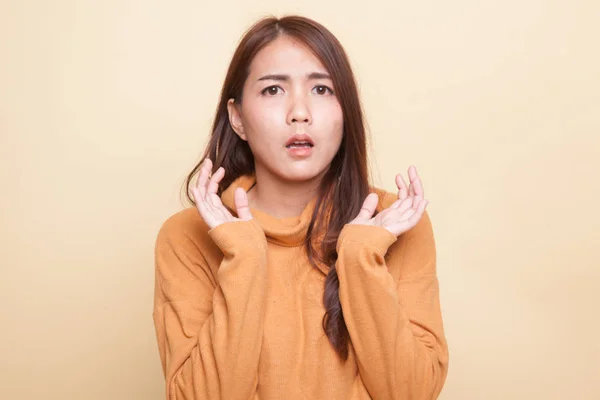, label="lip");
[286,146,313,158]
[285,133,314,147]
